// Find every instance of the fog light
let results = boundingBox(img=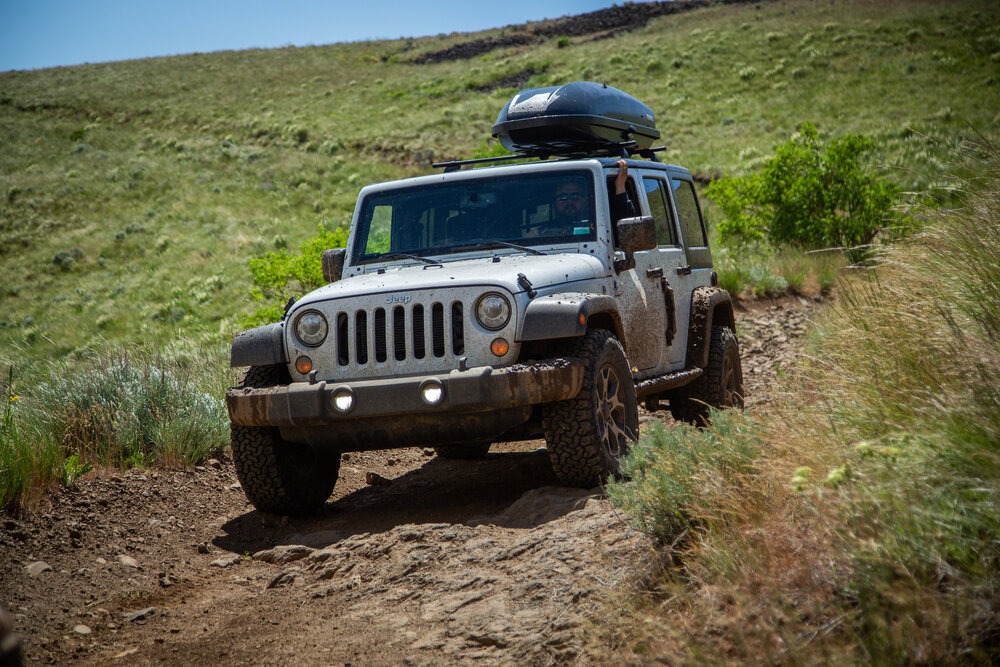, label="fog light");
[419,379,444,406]
[295,356,313,374]
[490,337,510,357]
[330,387,355,413]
